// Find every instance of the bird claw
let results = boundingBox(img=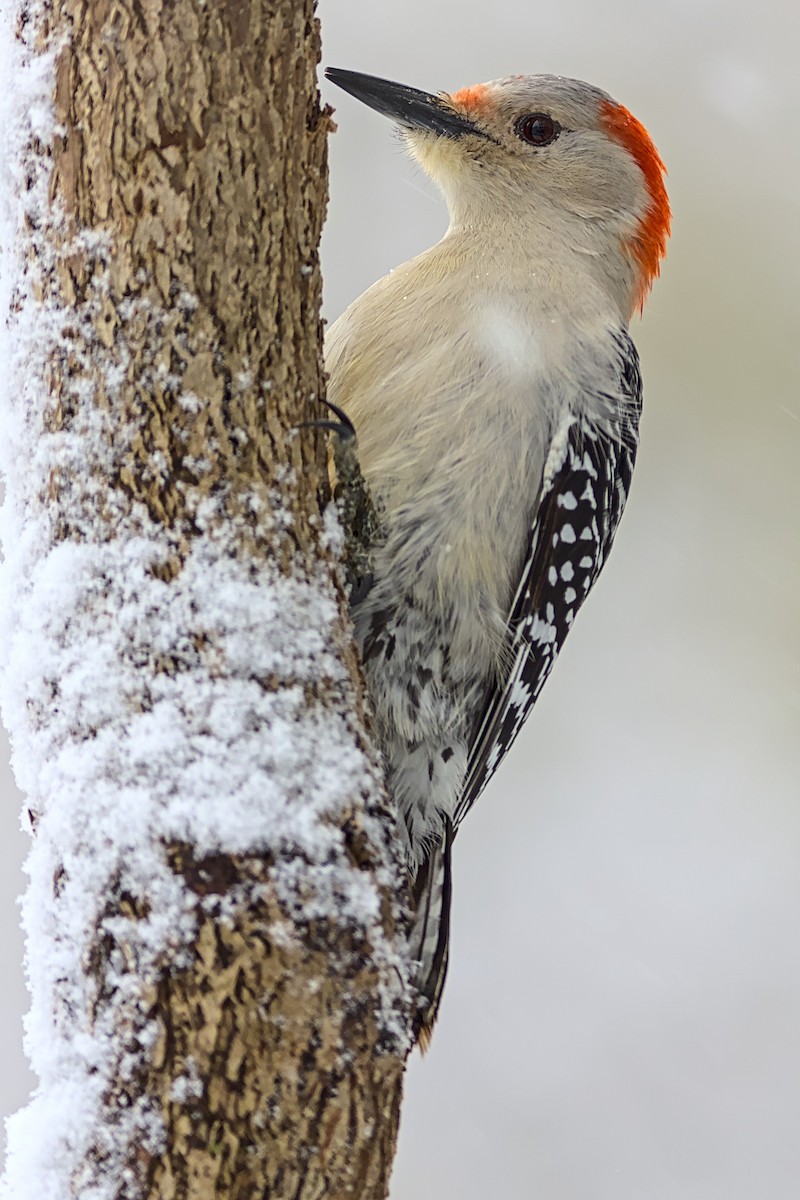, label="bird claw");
[297,398,356,441]
[320,398,357,440]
